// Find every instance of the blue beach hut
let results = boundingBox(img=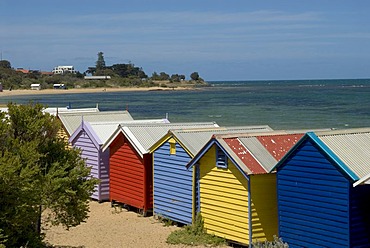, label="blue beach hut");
[148,125,273,225]
[273,128,370,247]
